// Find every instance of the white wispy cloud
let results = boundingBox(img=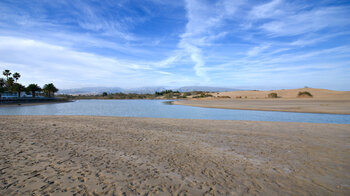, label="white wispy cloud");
[251,2,350,36]
[0,0,349,90]
[0,0,137,41]
[246,44,271,56]
[178,0,242,80]
[0,36,176,88]
[249,0,283,19]
[153,53,184,68]
[71,1,137,40]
